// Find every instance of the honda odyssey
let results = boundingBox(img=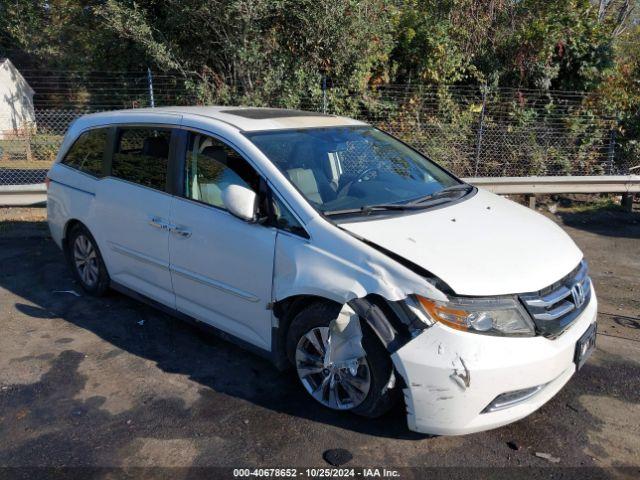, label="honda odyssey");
[47,107,597,435]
